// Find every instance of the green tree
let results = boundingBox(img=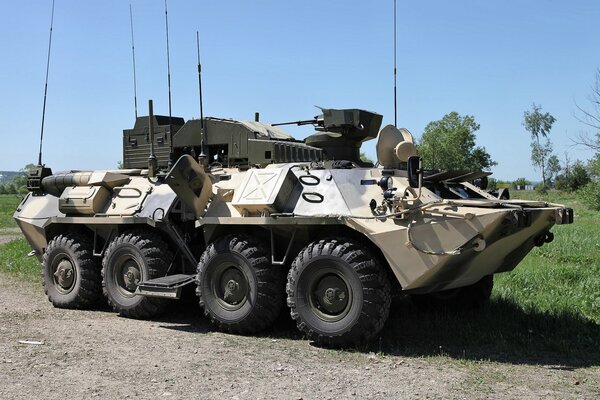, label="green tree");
[12,174,26,192]
[557,160,591,191]
[569,161,591,191]
[5,184,16,194]
[513,177,531,189]
[547,154,561,187]
[579,181,600,210]
[9,164,36,194]
[523,103,556,188]
[588,153,600,179]
[417,112,496,171]
[359,151,373,164]
[530,139,553,186]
